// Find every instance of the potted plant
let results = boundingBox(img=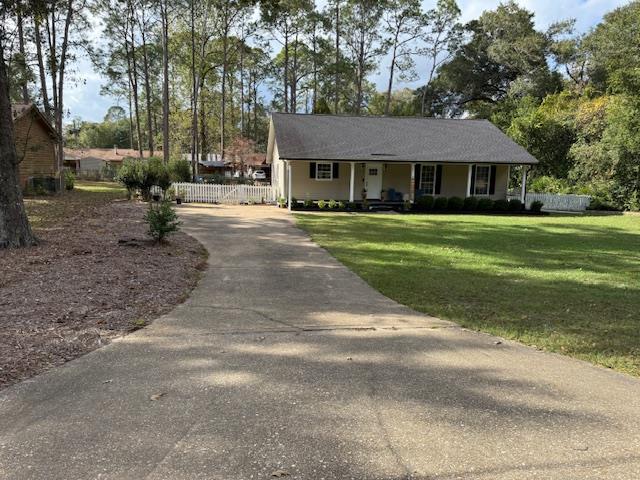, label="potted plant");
[175,188,186,205]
